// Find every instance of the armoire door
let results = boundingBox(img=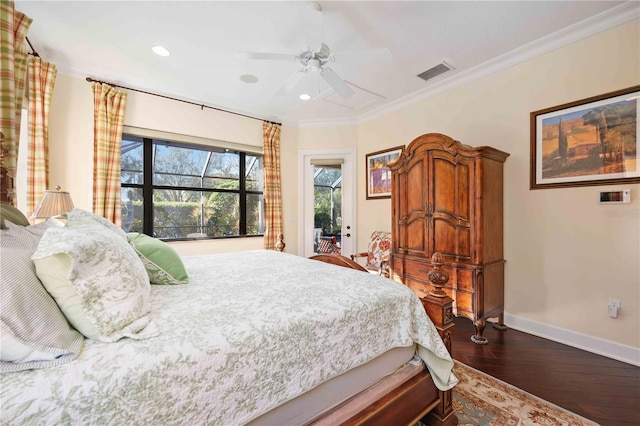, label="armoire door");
[429,151,473,261]
[394,153,428,255]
